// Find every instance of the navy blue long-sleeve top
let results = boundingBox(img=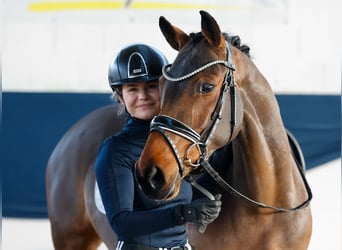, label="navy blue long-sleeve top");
[95,116,192,248]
